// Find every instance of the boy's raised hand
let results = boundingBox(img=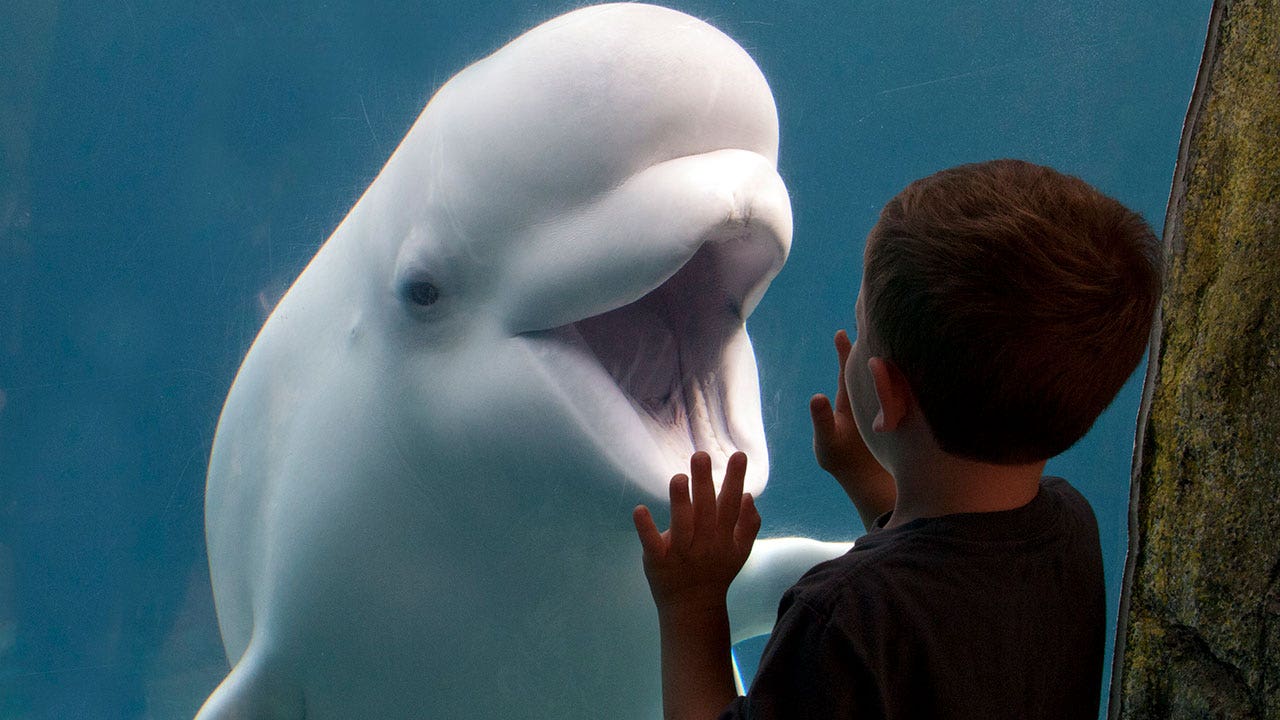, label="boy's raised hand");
[810,329,874,477]
[634,453,760,720]
[809,329,896,528]
[633,451,761,610]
